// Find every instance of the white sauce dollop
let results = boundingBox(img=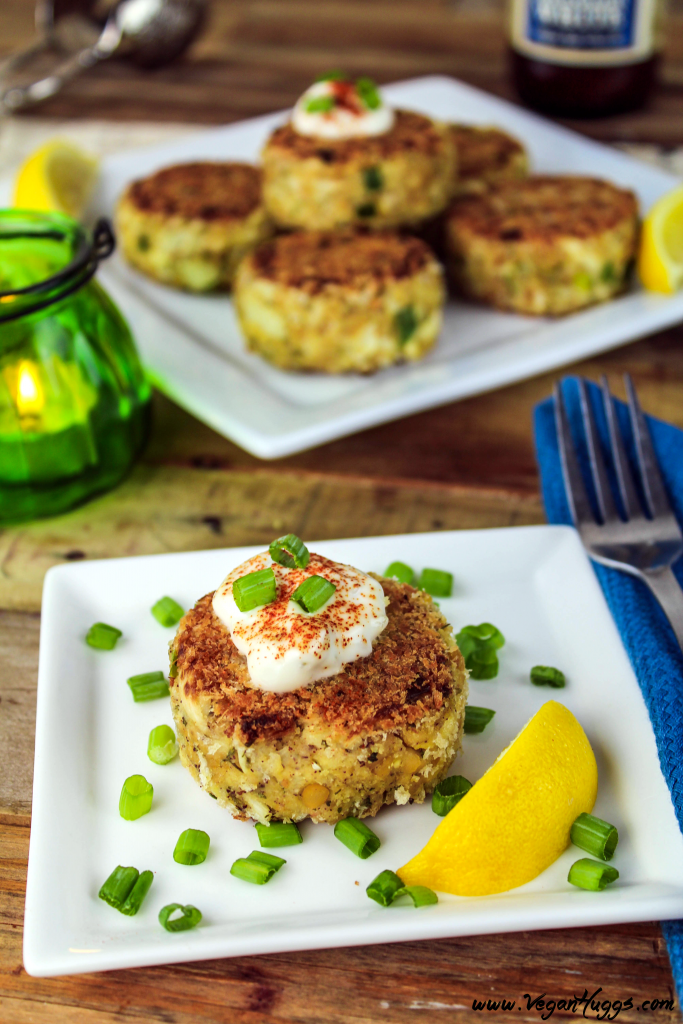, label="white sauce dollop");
[291,79,394,140]
[212,551,389,693]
